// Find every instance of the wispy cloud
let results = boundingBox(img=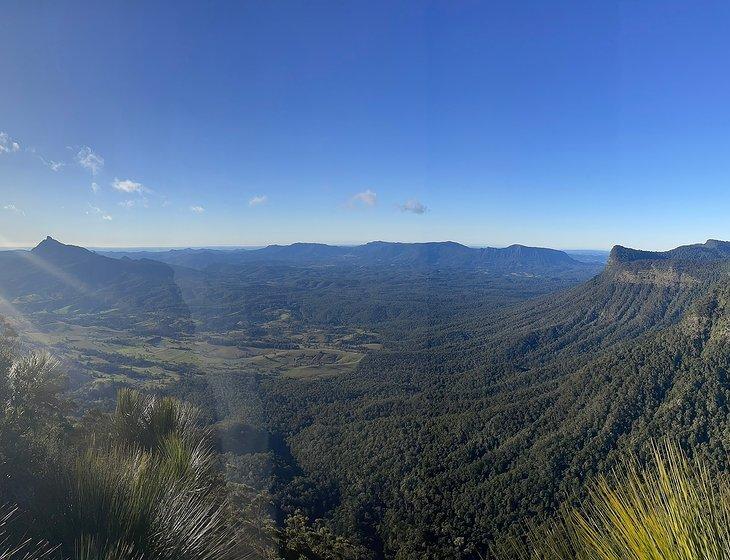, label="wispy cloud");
[190,205,205,214]
[91,182,100,193]
[118,200,136,208]
[112,178,146,194]
[39,157,65,171]
[86,203,112,222]
[249,195,268,207]
[350,189,377,207]
[0,132,20,154]
[398,199,428,214]
[76,146,104,175]
[2,204,24,216]
[25,147,66,171]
